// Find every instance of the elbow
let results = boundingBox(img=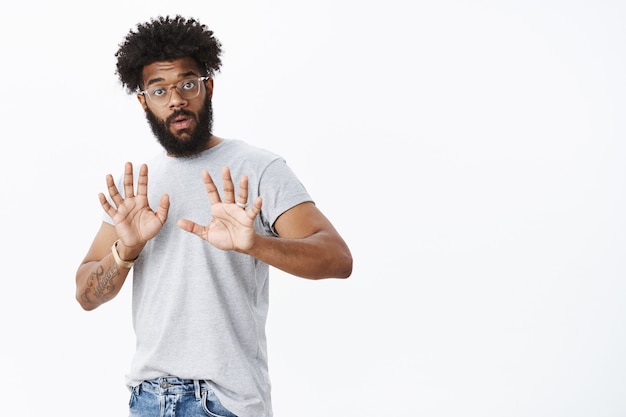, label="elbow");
[334,250,353,279]
[306,250,352,280]
[341,255,353,278]
[75,292,99,311]
[75,276,100,311]
[75,265,104,311]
